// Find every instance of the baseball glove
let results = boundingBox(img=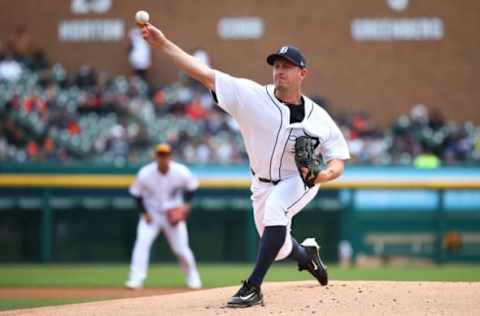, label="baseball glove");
[294,136,321,188]
[166,207,187,225]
